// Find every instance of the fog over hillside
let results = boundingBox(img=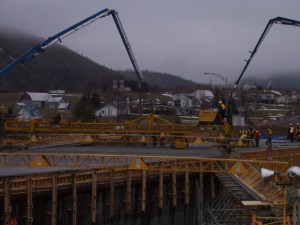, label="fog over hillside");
[0,29,299,92]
